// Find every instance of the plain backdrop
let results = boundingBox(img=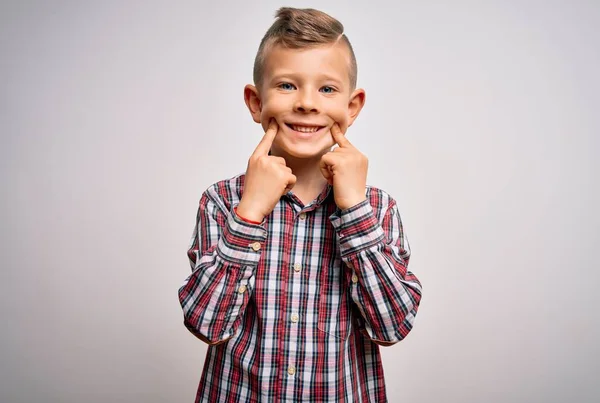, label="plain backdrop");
[1,1,598,402]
